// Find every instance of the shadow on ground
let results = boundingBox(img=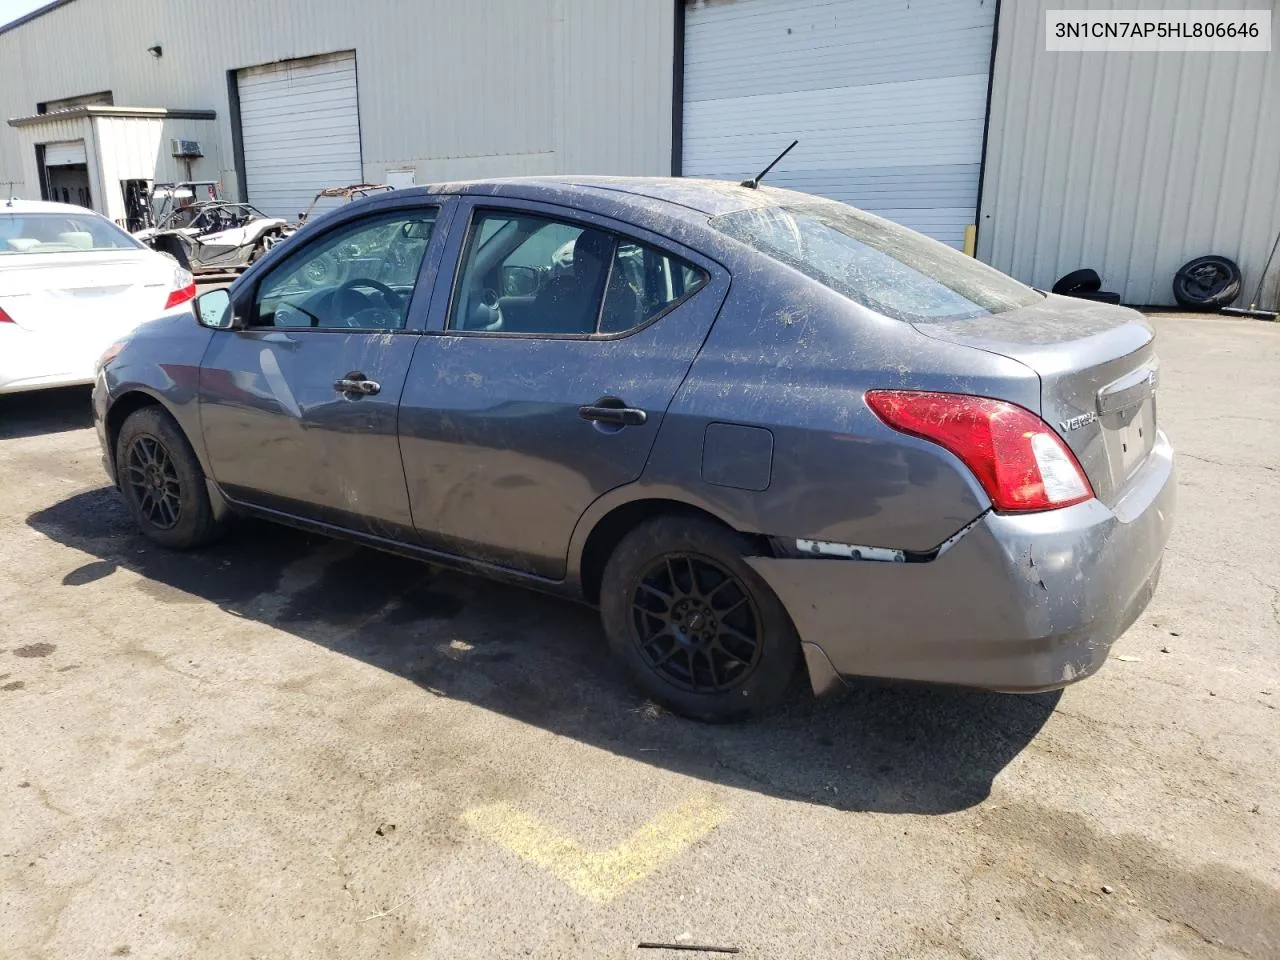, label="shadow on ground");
[28,486,1059,815]
[0,387,94,440]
